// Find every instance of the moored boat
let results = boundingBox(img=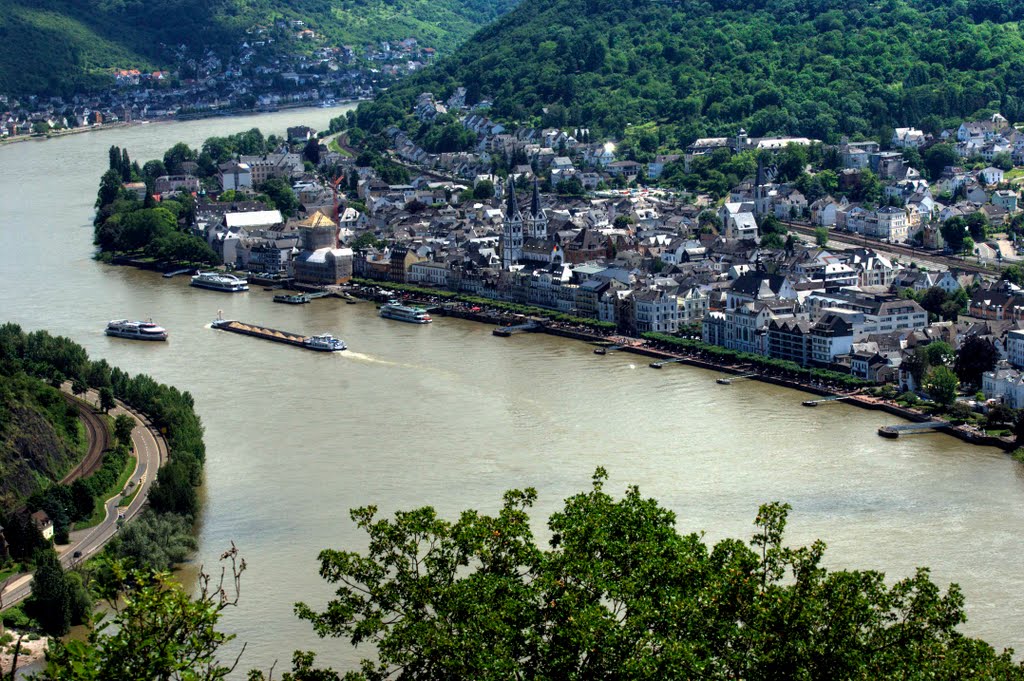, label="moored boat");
[105,319,168,341]
[379,300,432,324]
[191,271,249,292]
[273,293,311,304]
